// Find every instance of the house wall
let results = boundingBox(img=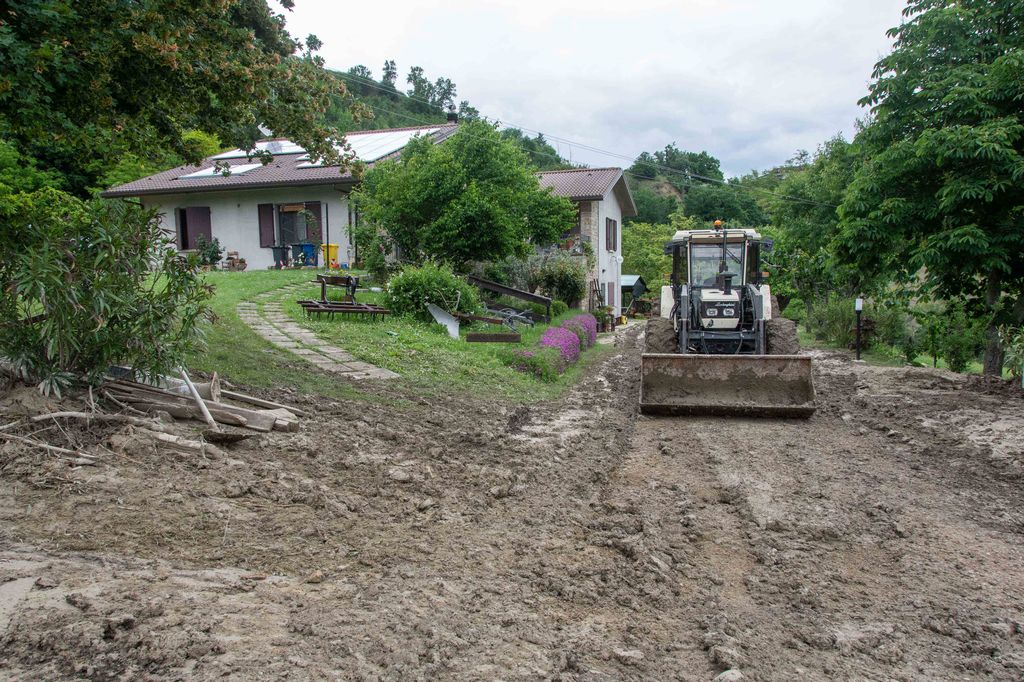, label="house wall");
[596,187,624,315]
[142,186,352,270]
